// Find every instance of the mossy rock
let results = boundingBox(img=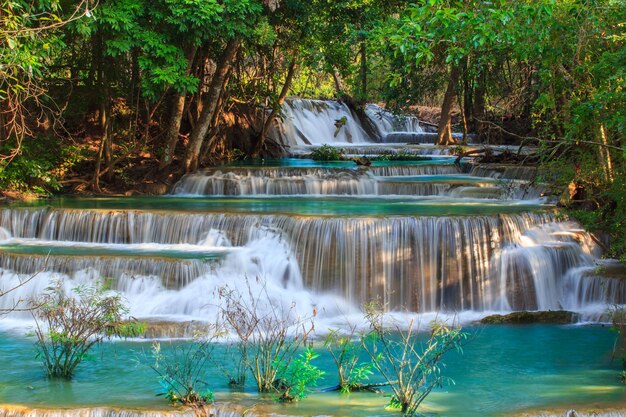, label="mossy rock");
[480,310,578,324]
